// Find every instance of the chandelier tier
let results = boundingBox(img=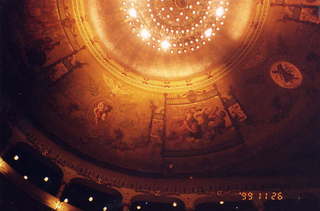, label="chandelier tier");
[122,0,229,54]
